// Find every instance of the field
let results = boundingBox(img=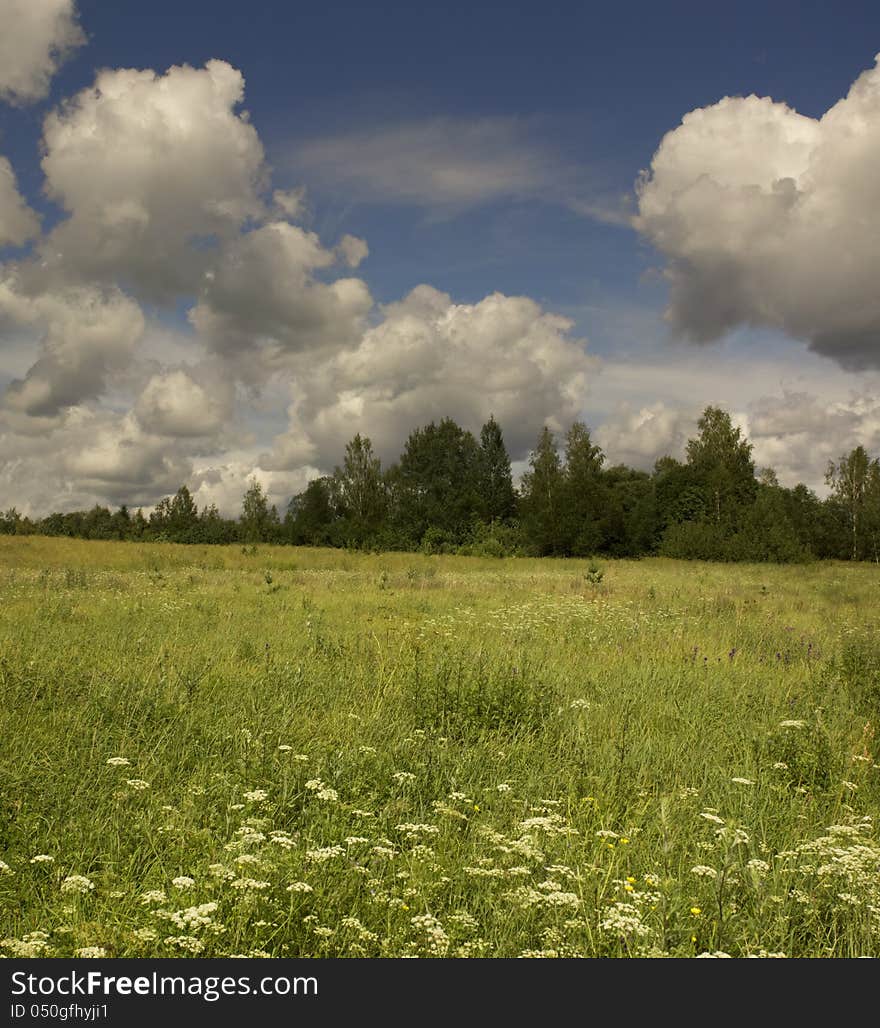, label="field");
[1,535,879,959]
